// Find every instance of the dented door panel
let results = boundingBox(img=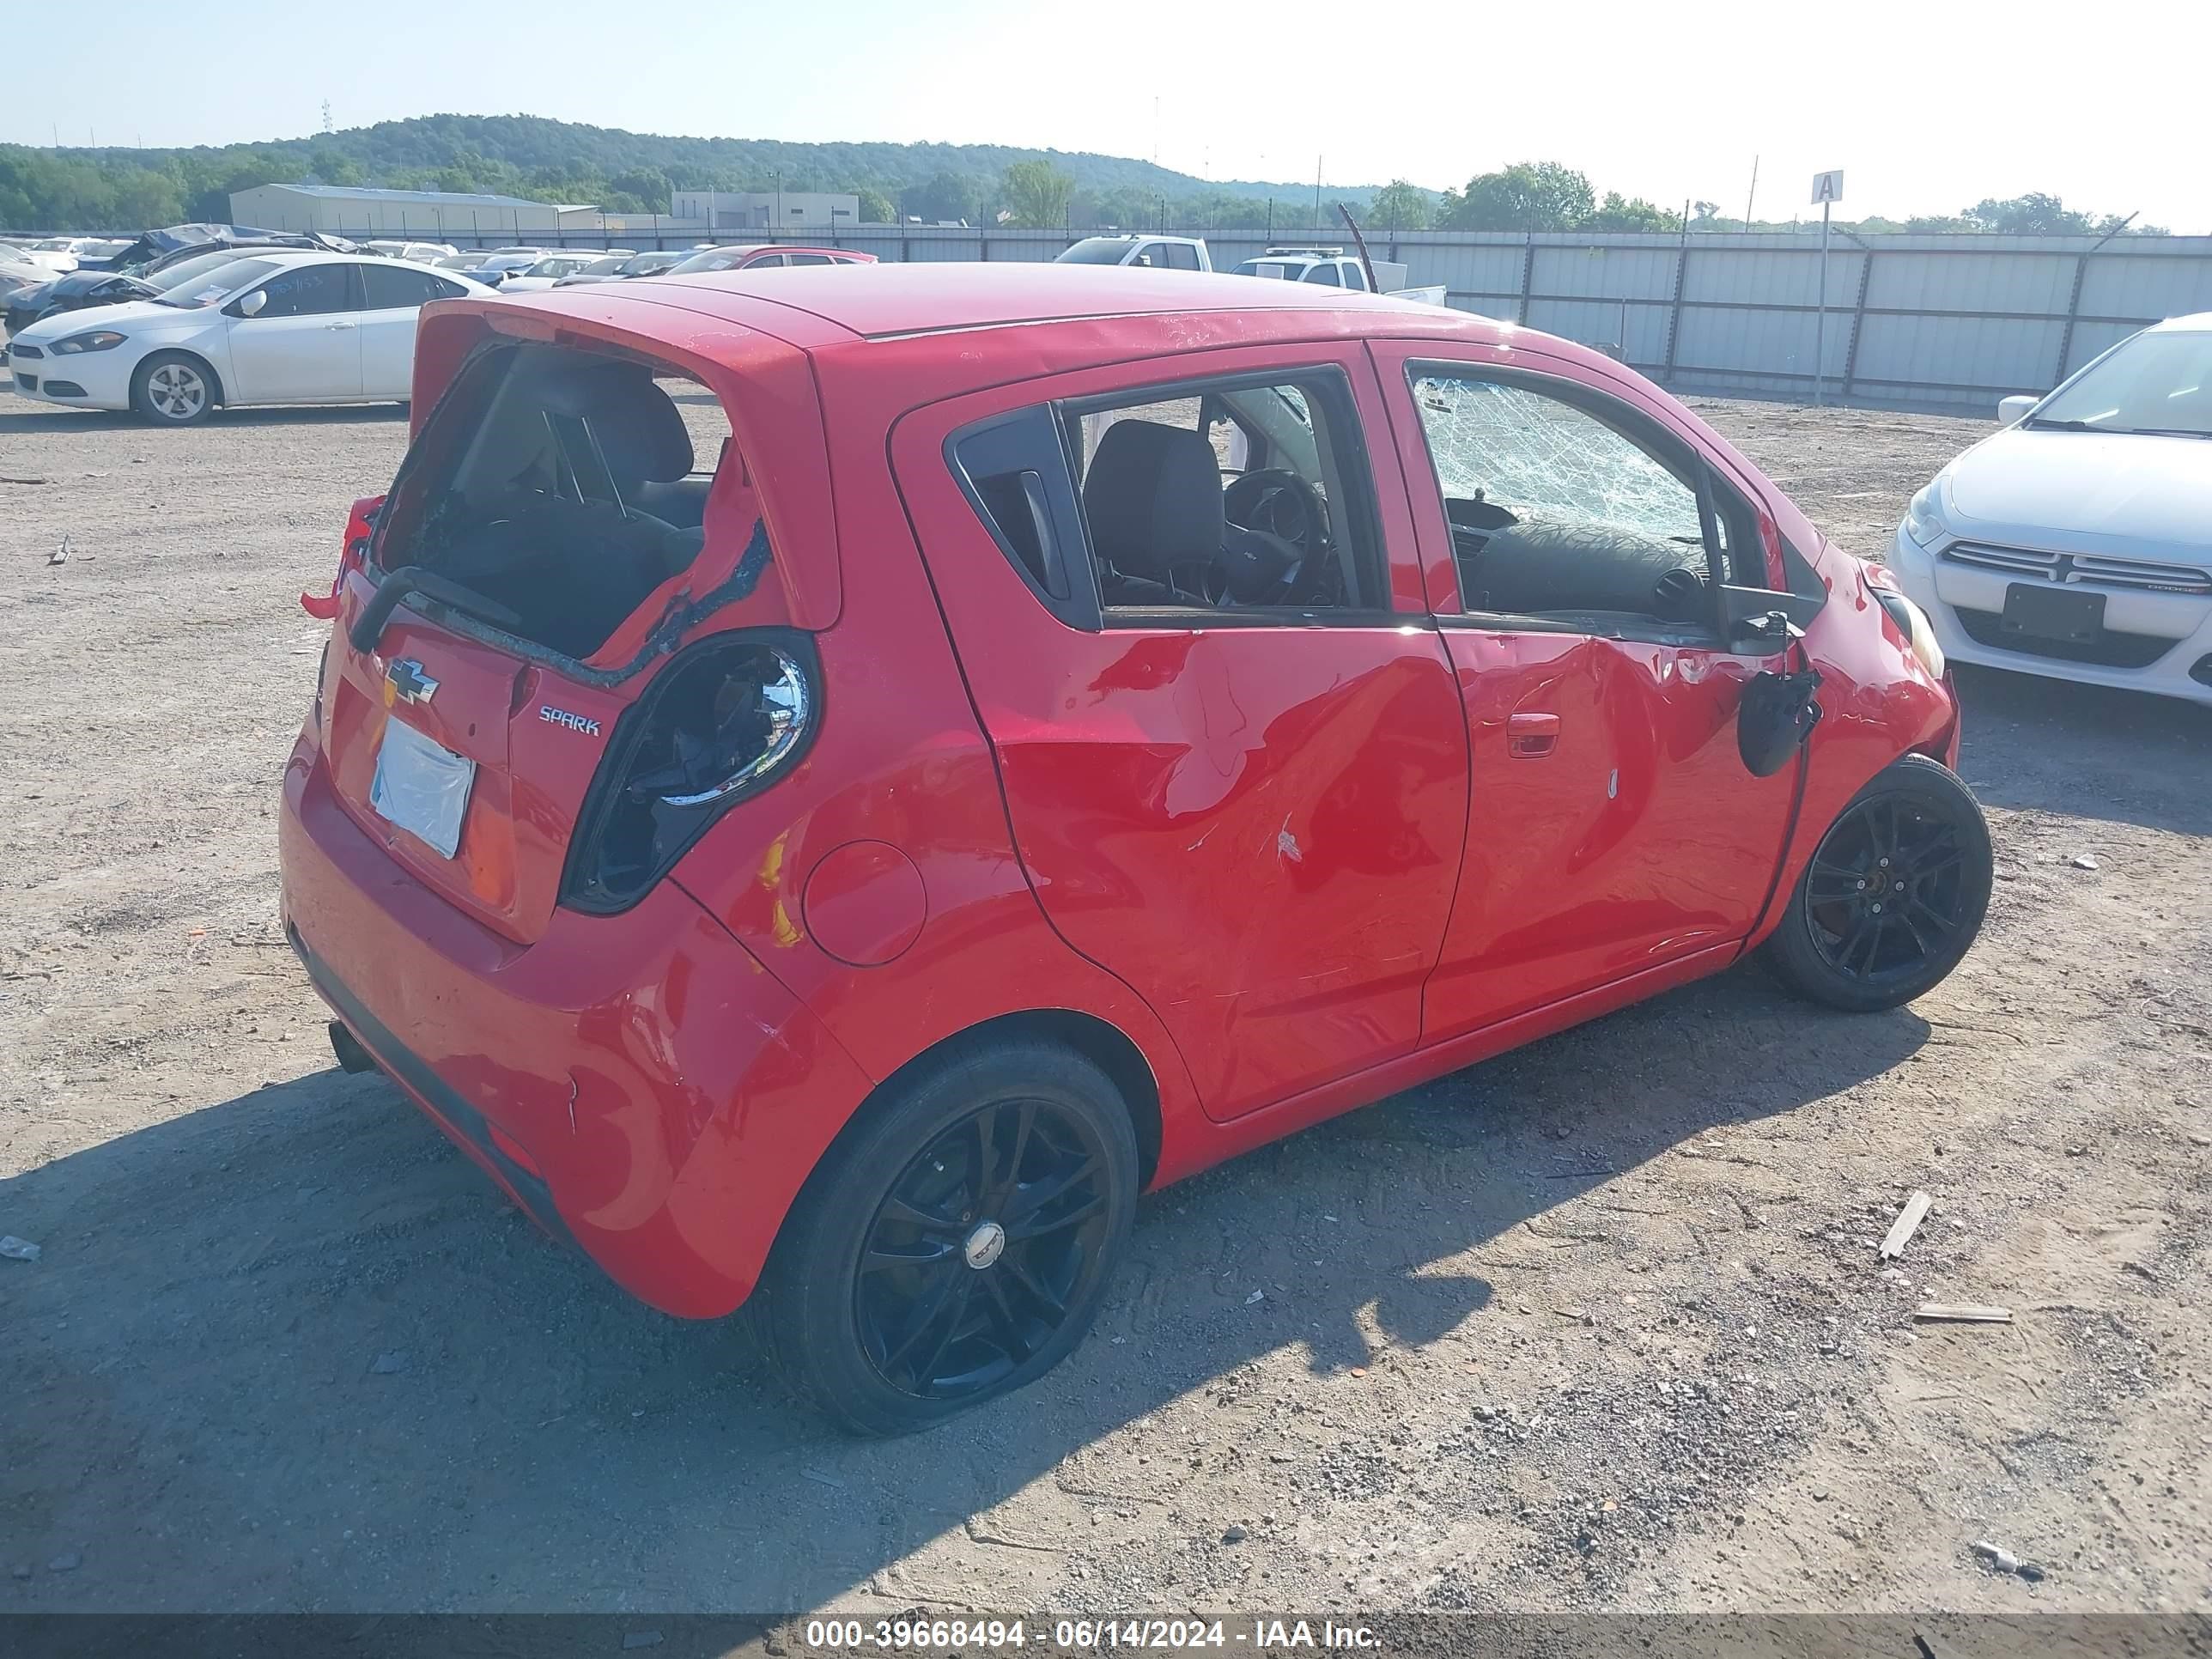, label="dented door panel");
[966,624,1468,1121]
[1422,626,1794,1034]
